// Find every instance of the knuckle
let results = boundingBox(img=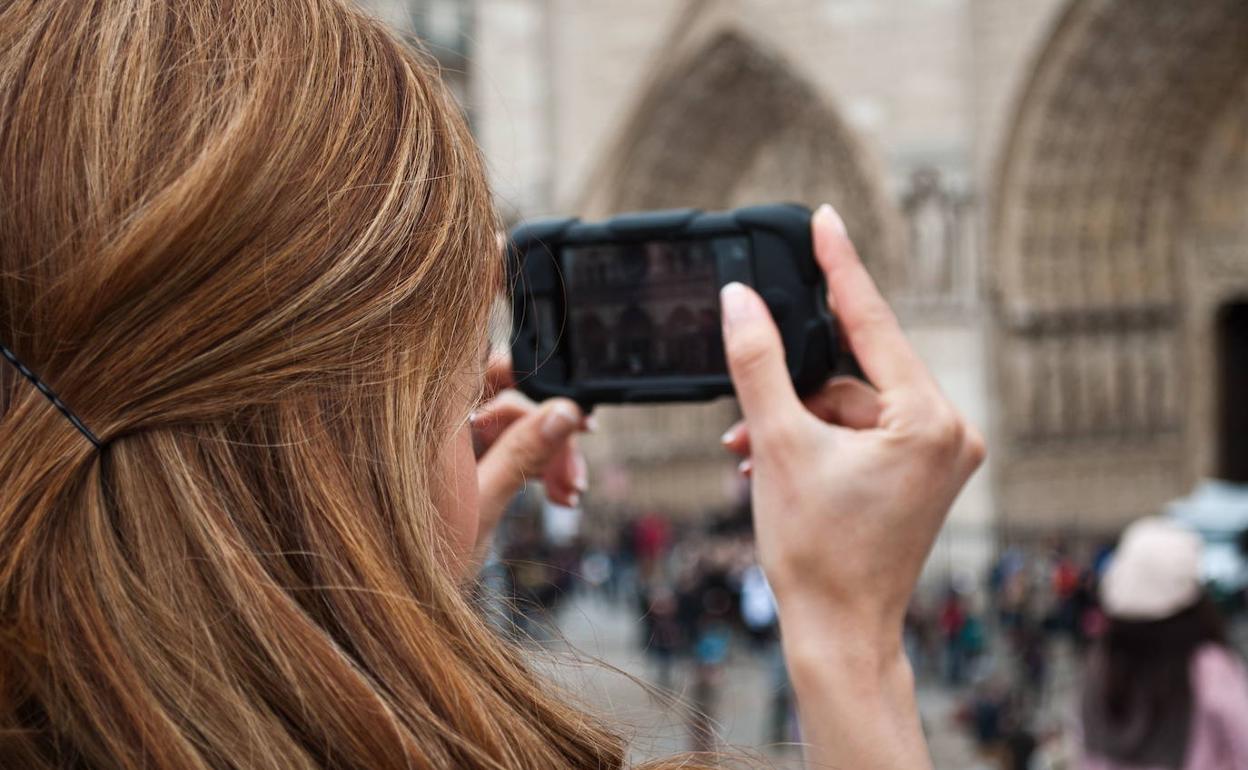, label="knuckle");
[752,421,816,477]
[915,409,964,456]
[754,420,799,455]
[508,432,552,470]
[844,302,893,338]
[727,328,775,374]
[503,447,541,477]
[962,425,987,467]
